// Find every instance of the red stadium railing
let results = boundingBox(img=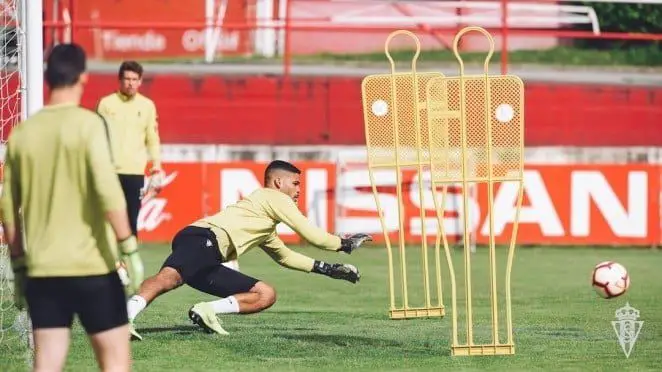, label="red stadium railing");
[42,0,662,76]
